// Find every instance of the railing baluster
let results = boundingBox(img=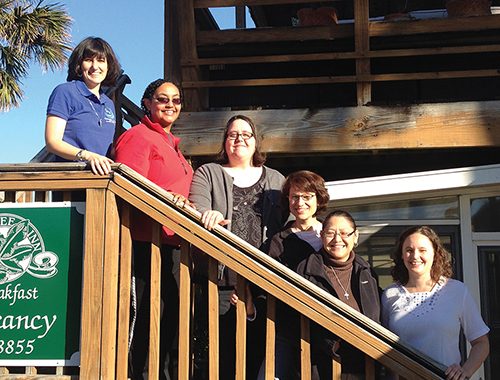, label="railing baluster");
[179,239,193,379]
[4,191,15,202]
[63,190,72,202]
[264,294,276,380]
[332,357,342,380]
[208,257,219,380]
[116,201,132,380]
[149,221,162,380]
[365,355,376,380]
[300,315,311,380]
[236,274,247,380]
[35,191,49,202]
[100,190,120,379]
